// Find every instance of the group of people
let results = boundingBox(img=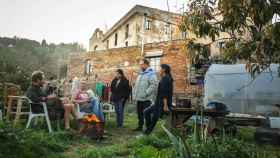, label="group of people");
[25,58,173,135]
[110,58,173,134]
[26,72,104,130]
